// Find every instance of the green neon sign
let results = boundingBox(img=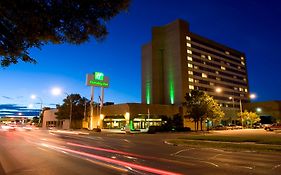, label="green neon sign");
[89,80,108,87]
[95,72,104,81]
